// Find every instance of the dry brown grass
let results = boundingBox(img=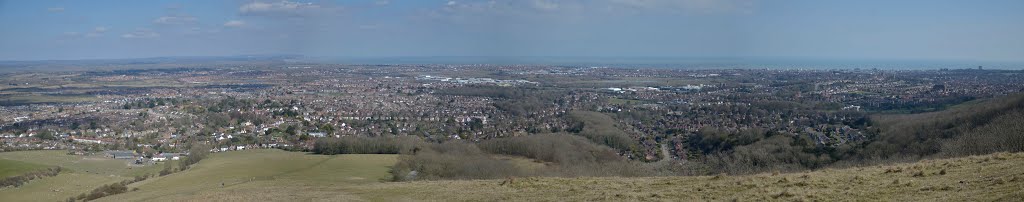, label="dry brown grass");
[92,150,1024,201]
[354,152,1024,201]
